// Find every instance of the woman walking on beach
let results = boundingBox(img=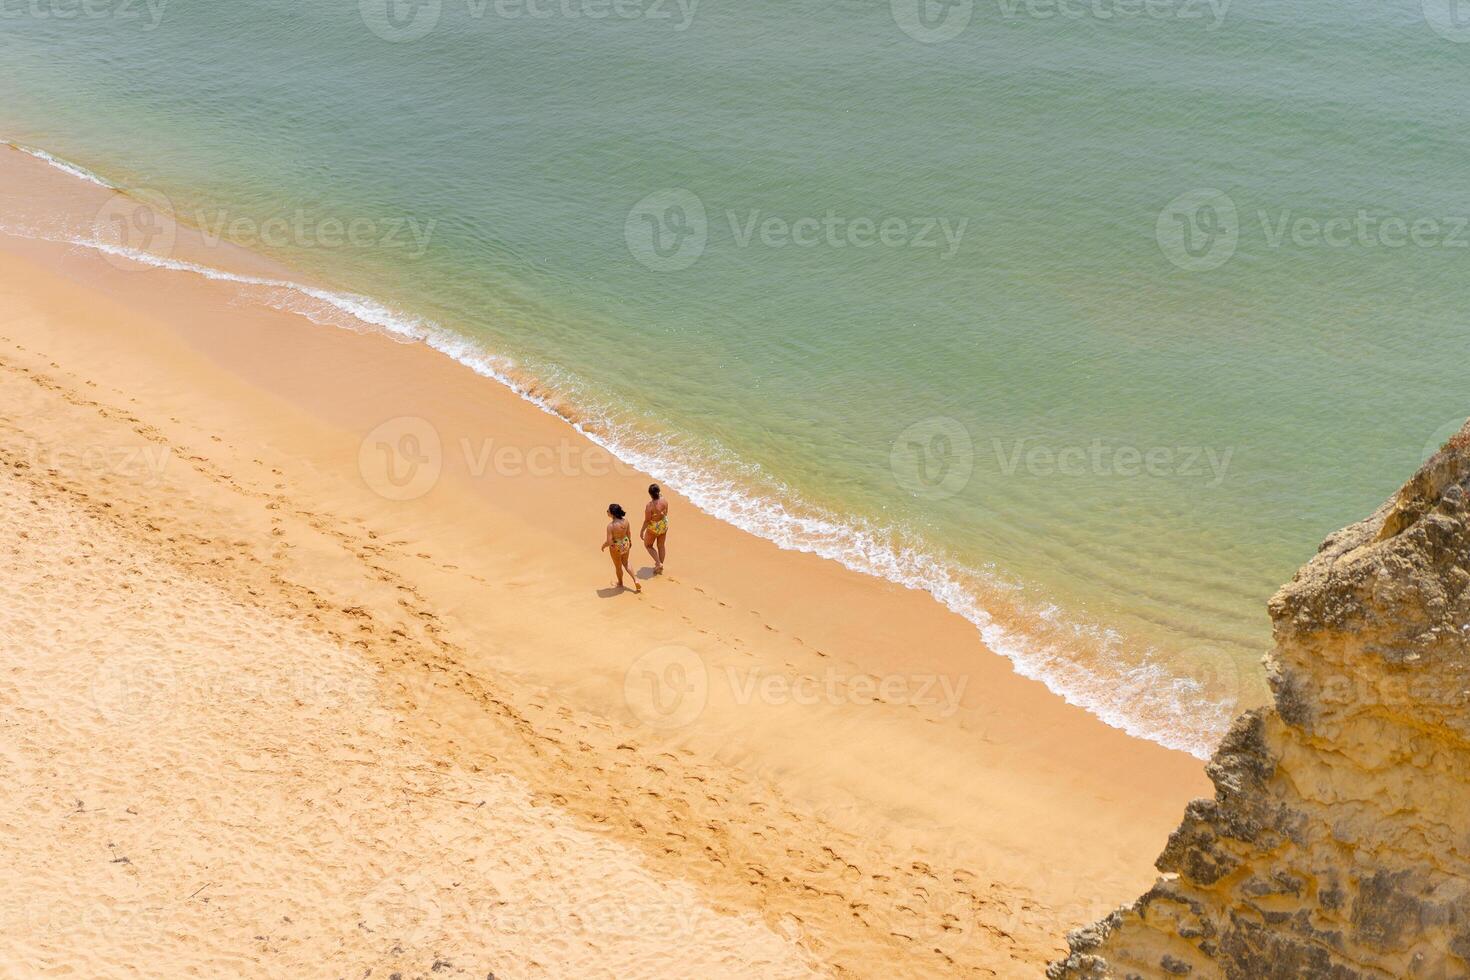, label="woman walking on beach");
[602,504,641,593]
[641,483,669,574]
